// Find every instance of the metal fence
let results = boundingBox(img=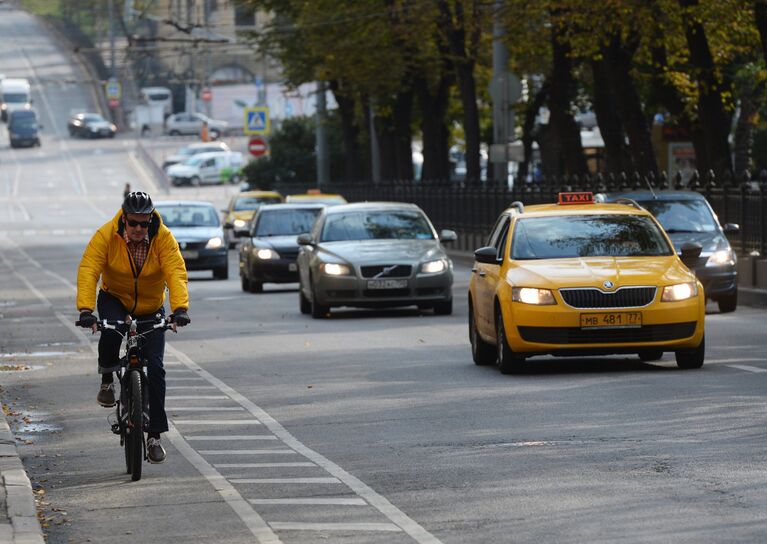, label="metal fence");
[317,171,767,255]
